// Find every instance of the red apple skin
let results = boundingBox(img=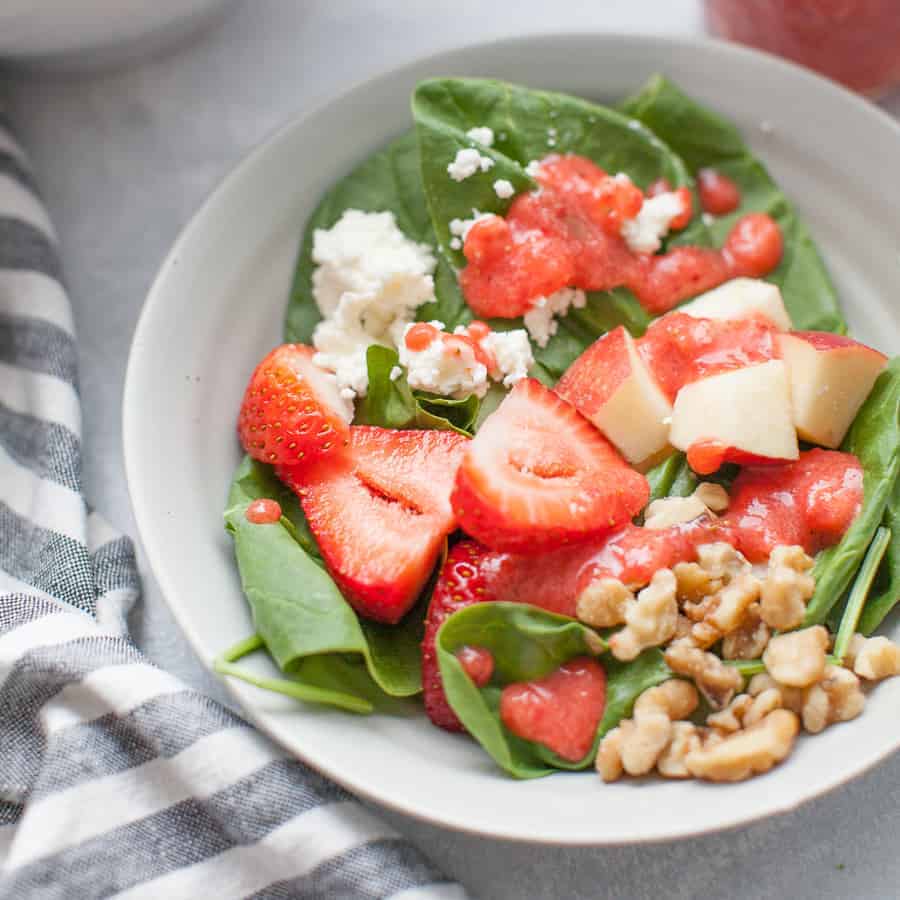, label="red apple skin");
[686,440,799,476]
[789,331,887,359]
